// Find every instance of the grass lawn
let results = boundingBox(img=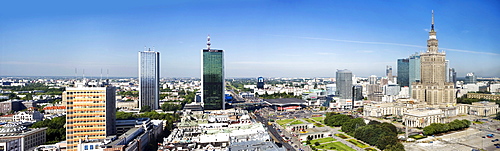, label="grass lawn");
[315,142,356,151]
[310,137,336,144]
[409,134,426,139]
[311,117,324,122]
[303,118,315,123]
[347,139,369,148]
[473,121,484,124]
[289,120,304,125]
[364,148,377,151]
[314,123,324,127]
[335,133,350,139]
[276,119,295,126]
